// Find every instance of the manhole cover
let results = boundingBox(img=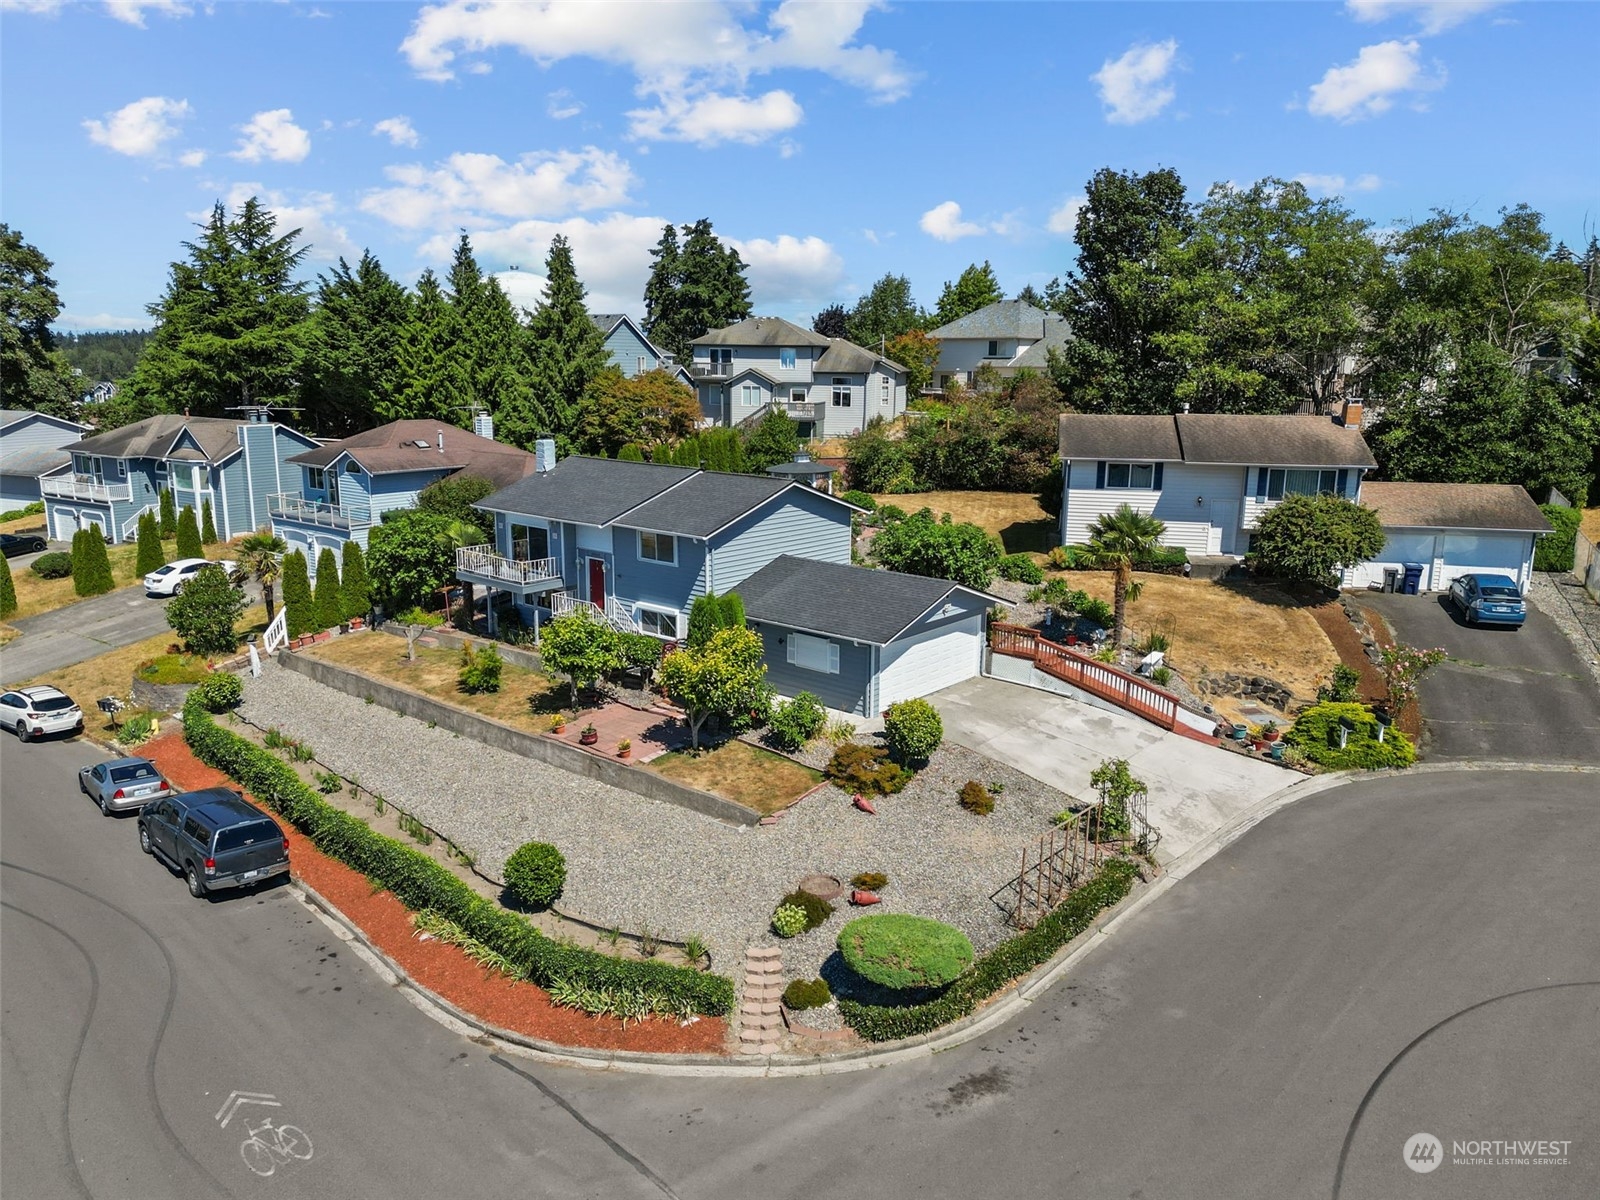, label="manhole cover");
[796,873,842,901]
